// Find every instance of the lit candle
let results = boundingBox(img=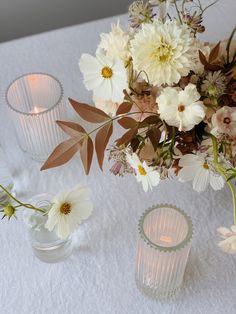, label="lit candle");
[136,204,193,299]
[6,73,66,161]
